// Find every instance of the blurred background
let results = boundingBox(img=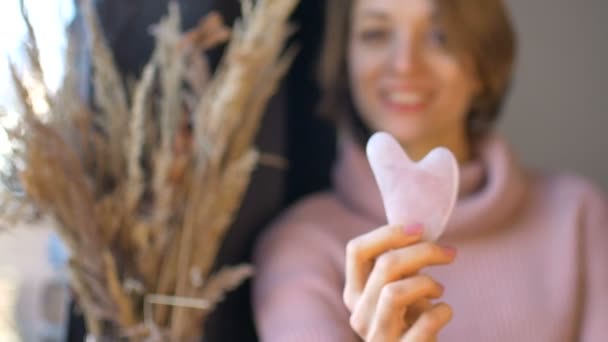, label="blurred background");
[0,0,606,341]
[1,1,74,341]
[501,0,608,190]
